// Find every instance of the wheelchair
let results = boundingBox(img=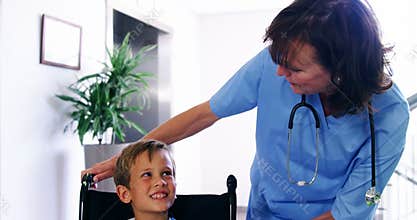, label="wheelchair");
[79,174,237,220]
